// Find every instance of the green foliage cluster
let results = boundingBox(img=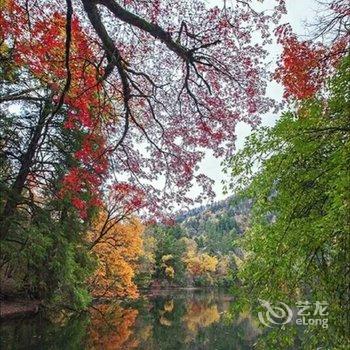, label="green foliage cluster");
[1,209,94,309]
[226,56,350,348]
[135,225,187,288]
[0,54,96,310]
[152,226,187,284]
[0,153,95,310]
